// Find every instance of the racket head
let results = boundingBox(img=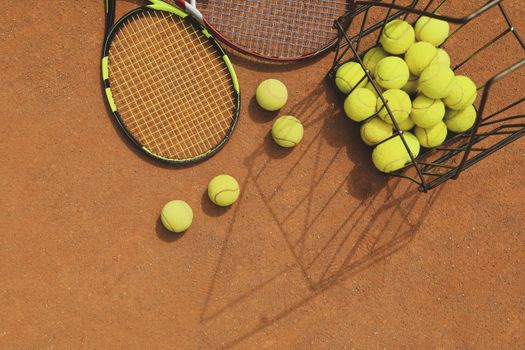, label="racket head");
[102,4,240,164]
[196,0,356,61]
